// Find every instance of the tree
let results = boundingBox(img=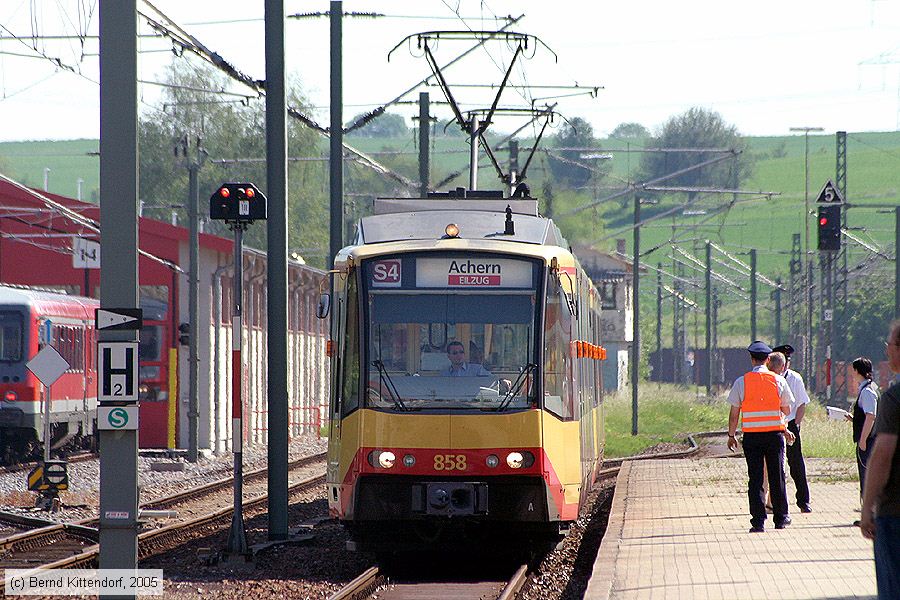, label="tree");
[639,107,752,192]
[843,274,894,360]
[610,122,649,140]
[138,60,327,262]
[549,116,605,189]
[345,111,408,138]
